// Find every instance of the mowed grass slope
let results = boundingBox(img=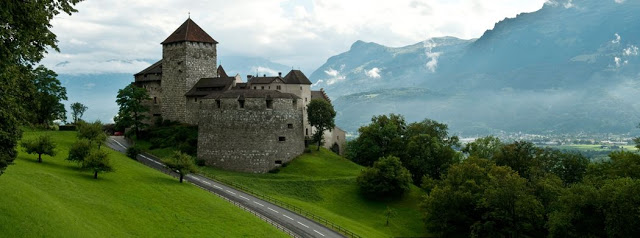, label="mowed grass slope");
[197,147,426,238]
[0,130,287,238]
